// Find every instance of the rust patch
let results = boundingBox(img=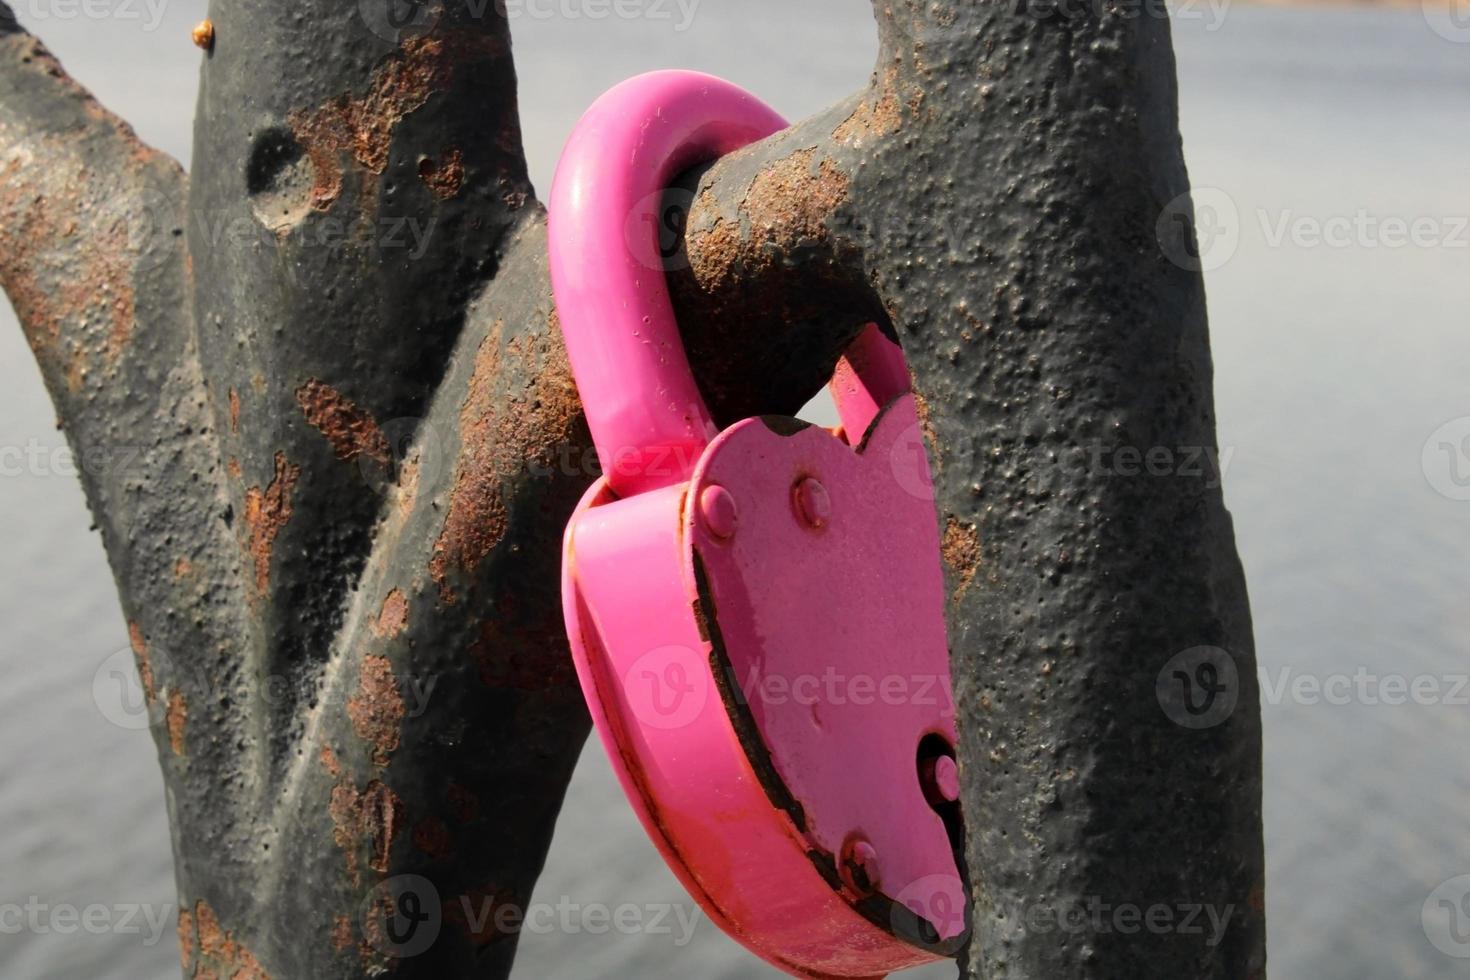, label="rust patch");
[331,915,354,952]
[329,778,404,883]
[371,588,410,639]
[396,457,420,517]
[362,780,402,874]
[128,621,155,702]
[330,783,365,883]
[295,378,390,466]
[683,146,852,293]
[913,390,937,451]
[418,149,465,199]
[413,815,452,859]
[0,141,140,386]
[347,654,405,767]
[834,90,902,145]
[683,216,742,292]
[173,557,193,579]
[189,901,269,980]
[429,318,583,603]
[942,517,981,600]
[287,35,497,211]
[166,690,188,755]
[742,149,850,250]
[226,458,242,480]
[177,906,195,972]
[228,388,240,433]
[242,452,301,595]
[319,744,342,777]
